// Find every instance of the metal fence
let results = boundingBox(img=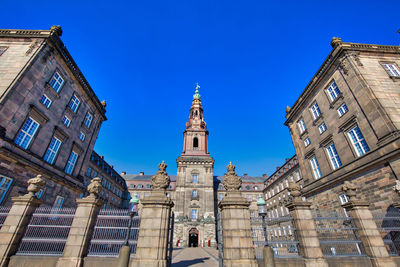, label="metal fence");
[87,209,140,257]
[166,212,174,267]
[313,211,365,257]
[373,210,400,256]
[217,212,223,267]
[251,215,300,259]
[0,206,11,230]
[16,206,76,256]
